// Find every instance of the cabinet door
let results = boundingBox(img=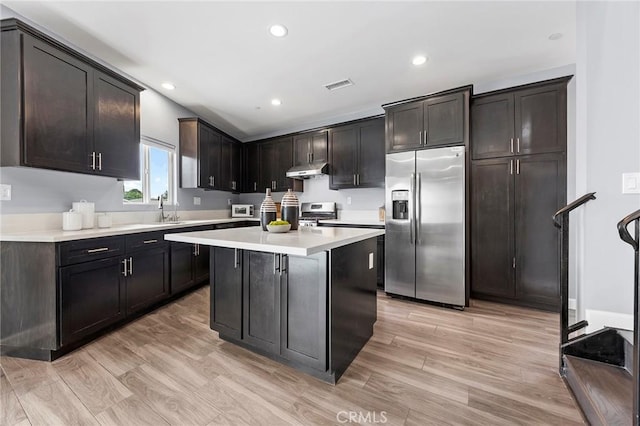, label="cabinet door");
[60,257,125,346]
[220,137,232,191]
[230,142,242,192]
[245,143,261,193]
[424,93,464,147]
[211,247,242,339]
[470,93,515,159]
[274,137,294,191]
[329,124,359,189]
[259,142,277,192]
[281,253,327,371]
[198,124,214,189]
[126,247,169,314]
[208,130,223,190]
[293,134,311,166]
[386,101,423,152]
[243,251,280,353]
[22,35,92,174]
[311,131,328,163]
[471,158,515,298]
[93,71,140,179]
[170,242,195,294]
[514,154,565,310]
[514,85,566,155]
[357,118,385,188]
[194,244,210,284]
